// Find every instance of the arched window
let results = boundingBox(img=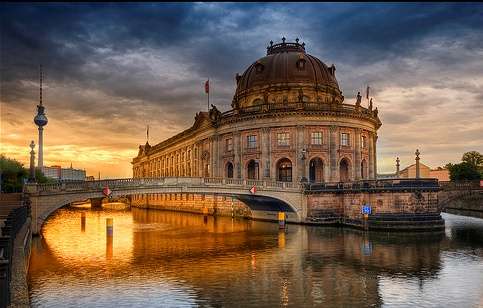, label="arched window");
[339,158,350,182]
[247,160,259,180]
[277,158,292,182]
[226,162,234,178]
[309,158,324,183]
